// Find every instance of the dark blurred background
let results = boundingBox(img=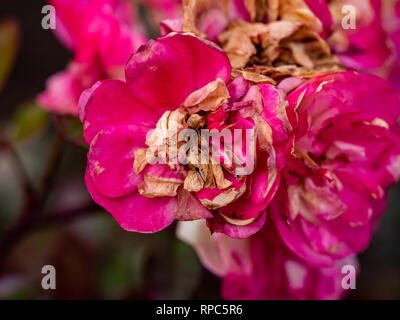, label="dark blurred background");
[0,0,399,299]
